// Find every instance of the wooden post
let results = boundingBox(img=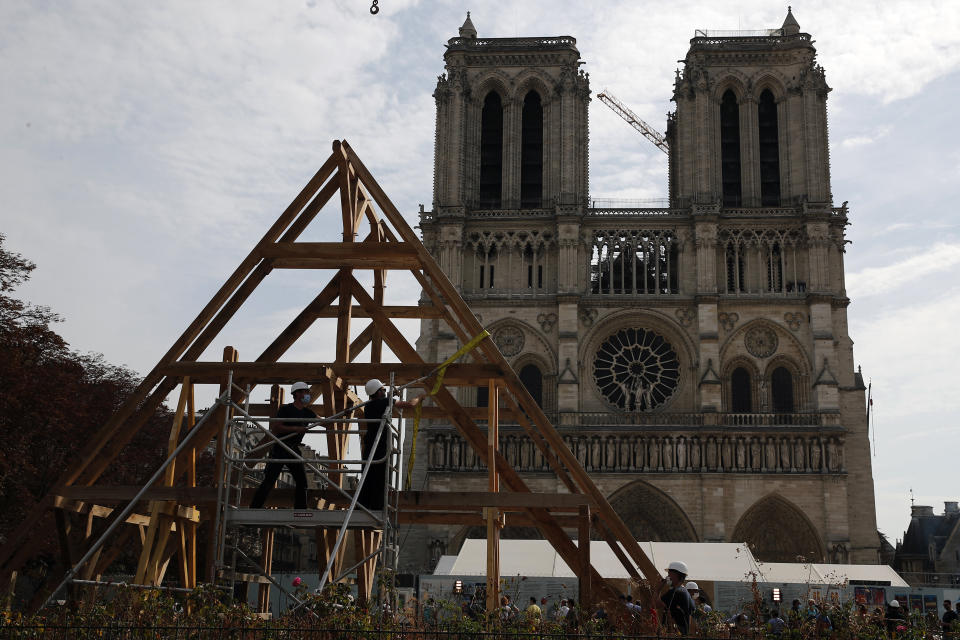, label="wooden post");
[485,380,500,617]
[578,505,591,612]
